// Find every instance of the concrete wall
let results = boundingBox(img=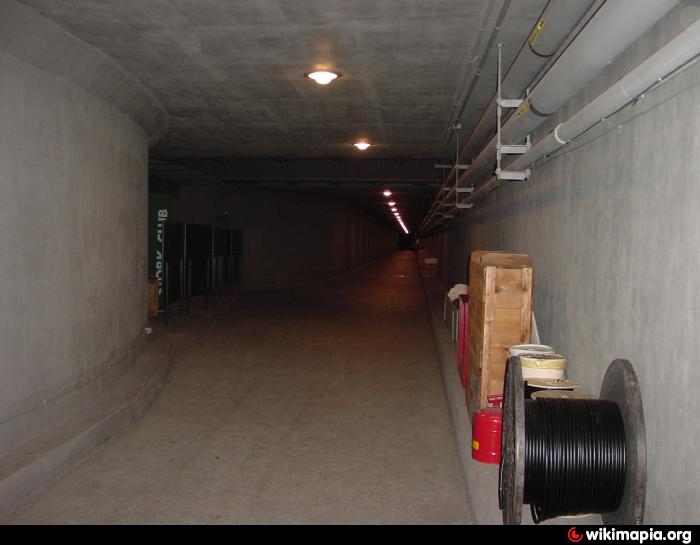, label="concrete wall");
[168,184,396,288]
[423,5,700,523]
[0,2,163,453]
